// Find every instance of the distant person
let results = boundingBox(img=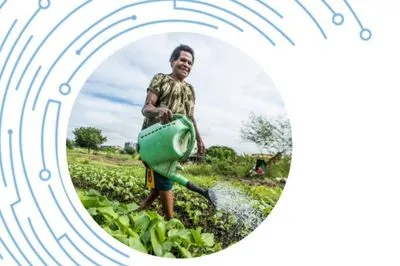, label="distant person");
[138,44,205,220]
